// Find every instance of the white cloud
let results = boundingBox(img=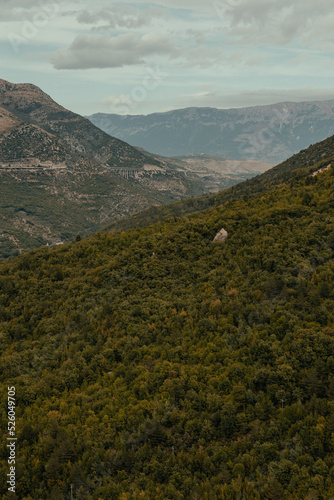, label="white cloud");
[175,87,334,110]
[76,5,170,30]
[0,0,67,22]
[3,0,334,115]
[221,0,334,50]
[50,32,180,69]
[187,91,213,98]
